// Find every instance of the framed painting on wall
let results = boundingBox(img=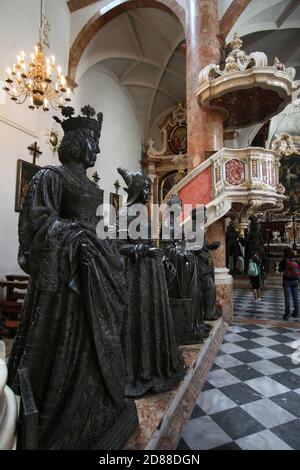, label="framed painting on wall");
[15,159,41,212]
